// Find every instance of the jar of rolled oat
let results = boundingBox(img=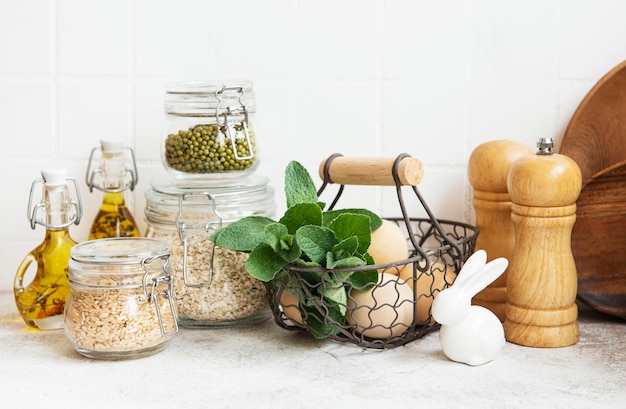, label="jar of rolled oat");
[144,174,276,328]
[64,238,178,359]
